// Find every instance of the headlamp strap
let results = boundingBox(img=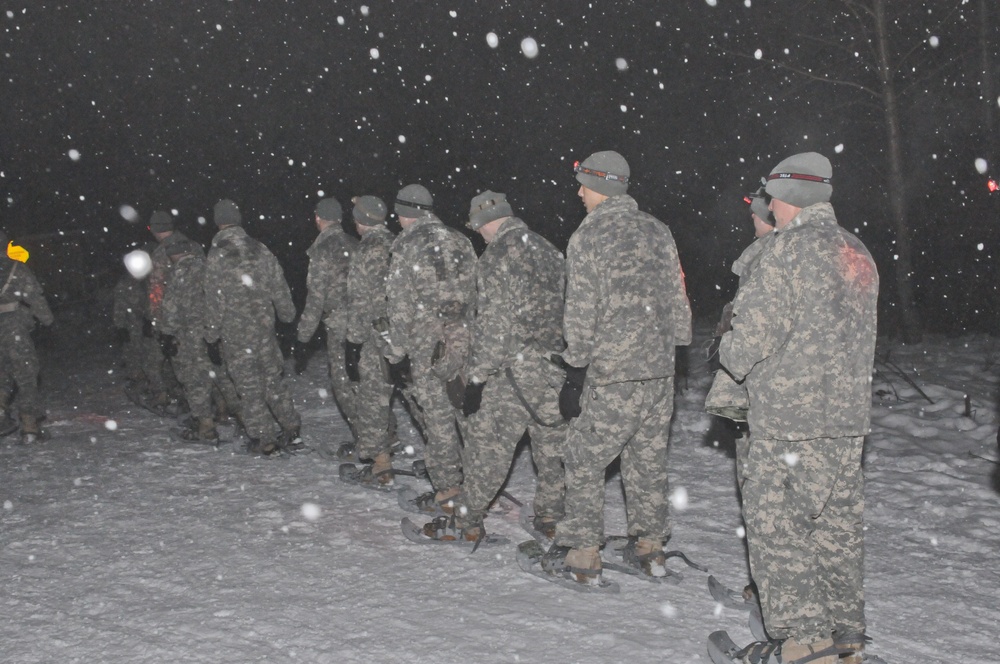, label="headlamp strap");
[766,172,831,185]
